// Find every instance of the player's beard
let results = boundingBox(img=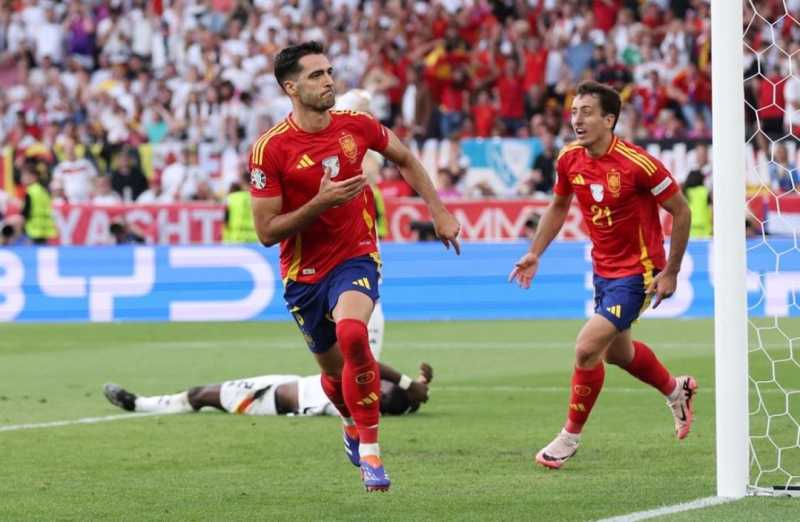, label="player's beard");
[300,88,336,112]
